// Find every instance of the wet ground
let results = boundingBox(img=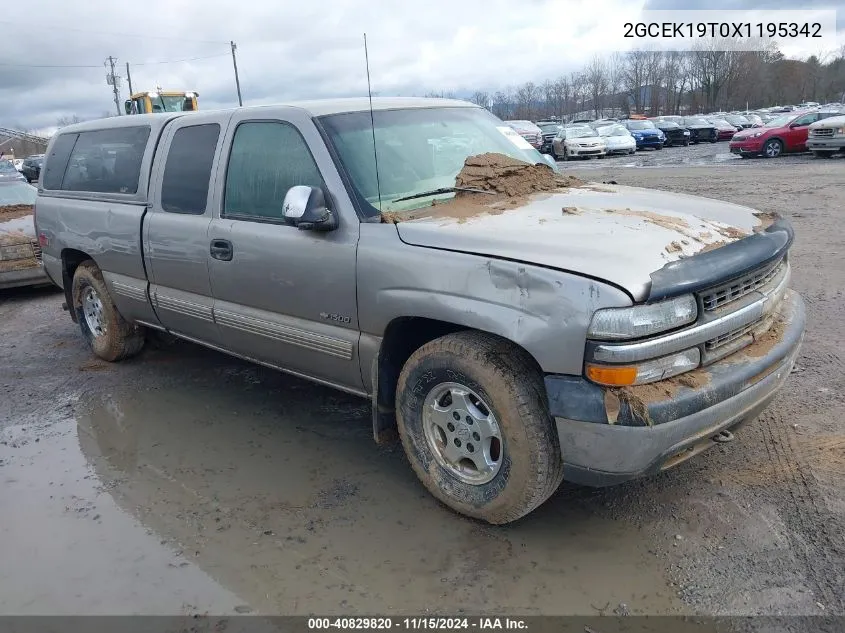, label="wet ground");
[2,159,844,619]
